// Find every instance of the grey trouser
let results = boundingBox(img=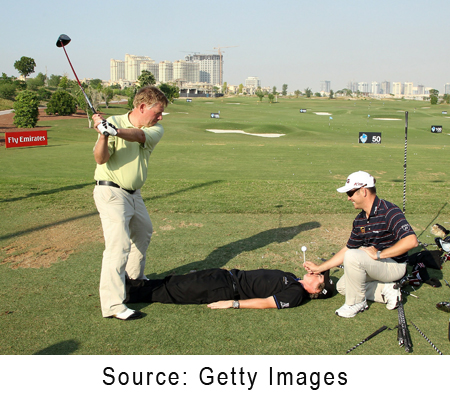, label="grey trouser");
[94,185,152,317]
[336,248,406,305]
